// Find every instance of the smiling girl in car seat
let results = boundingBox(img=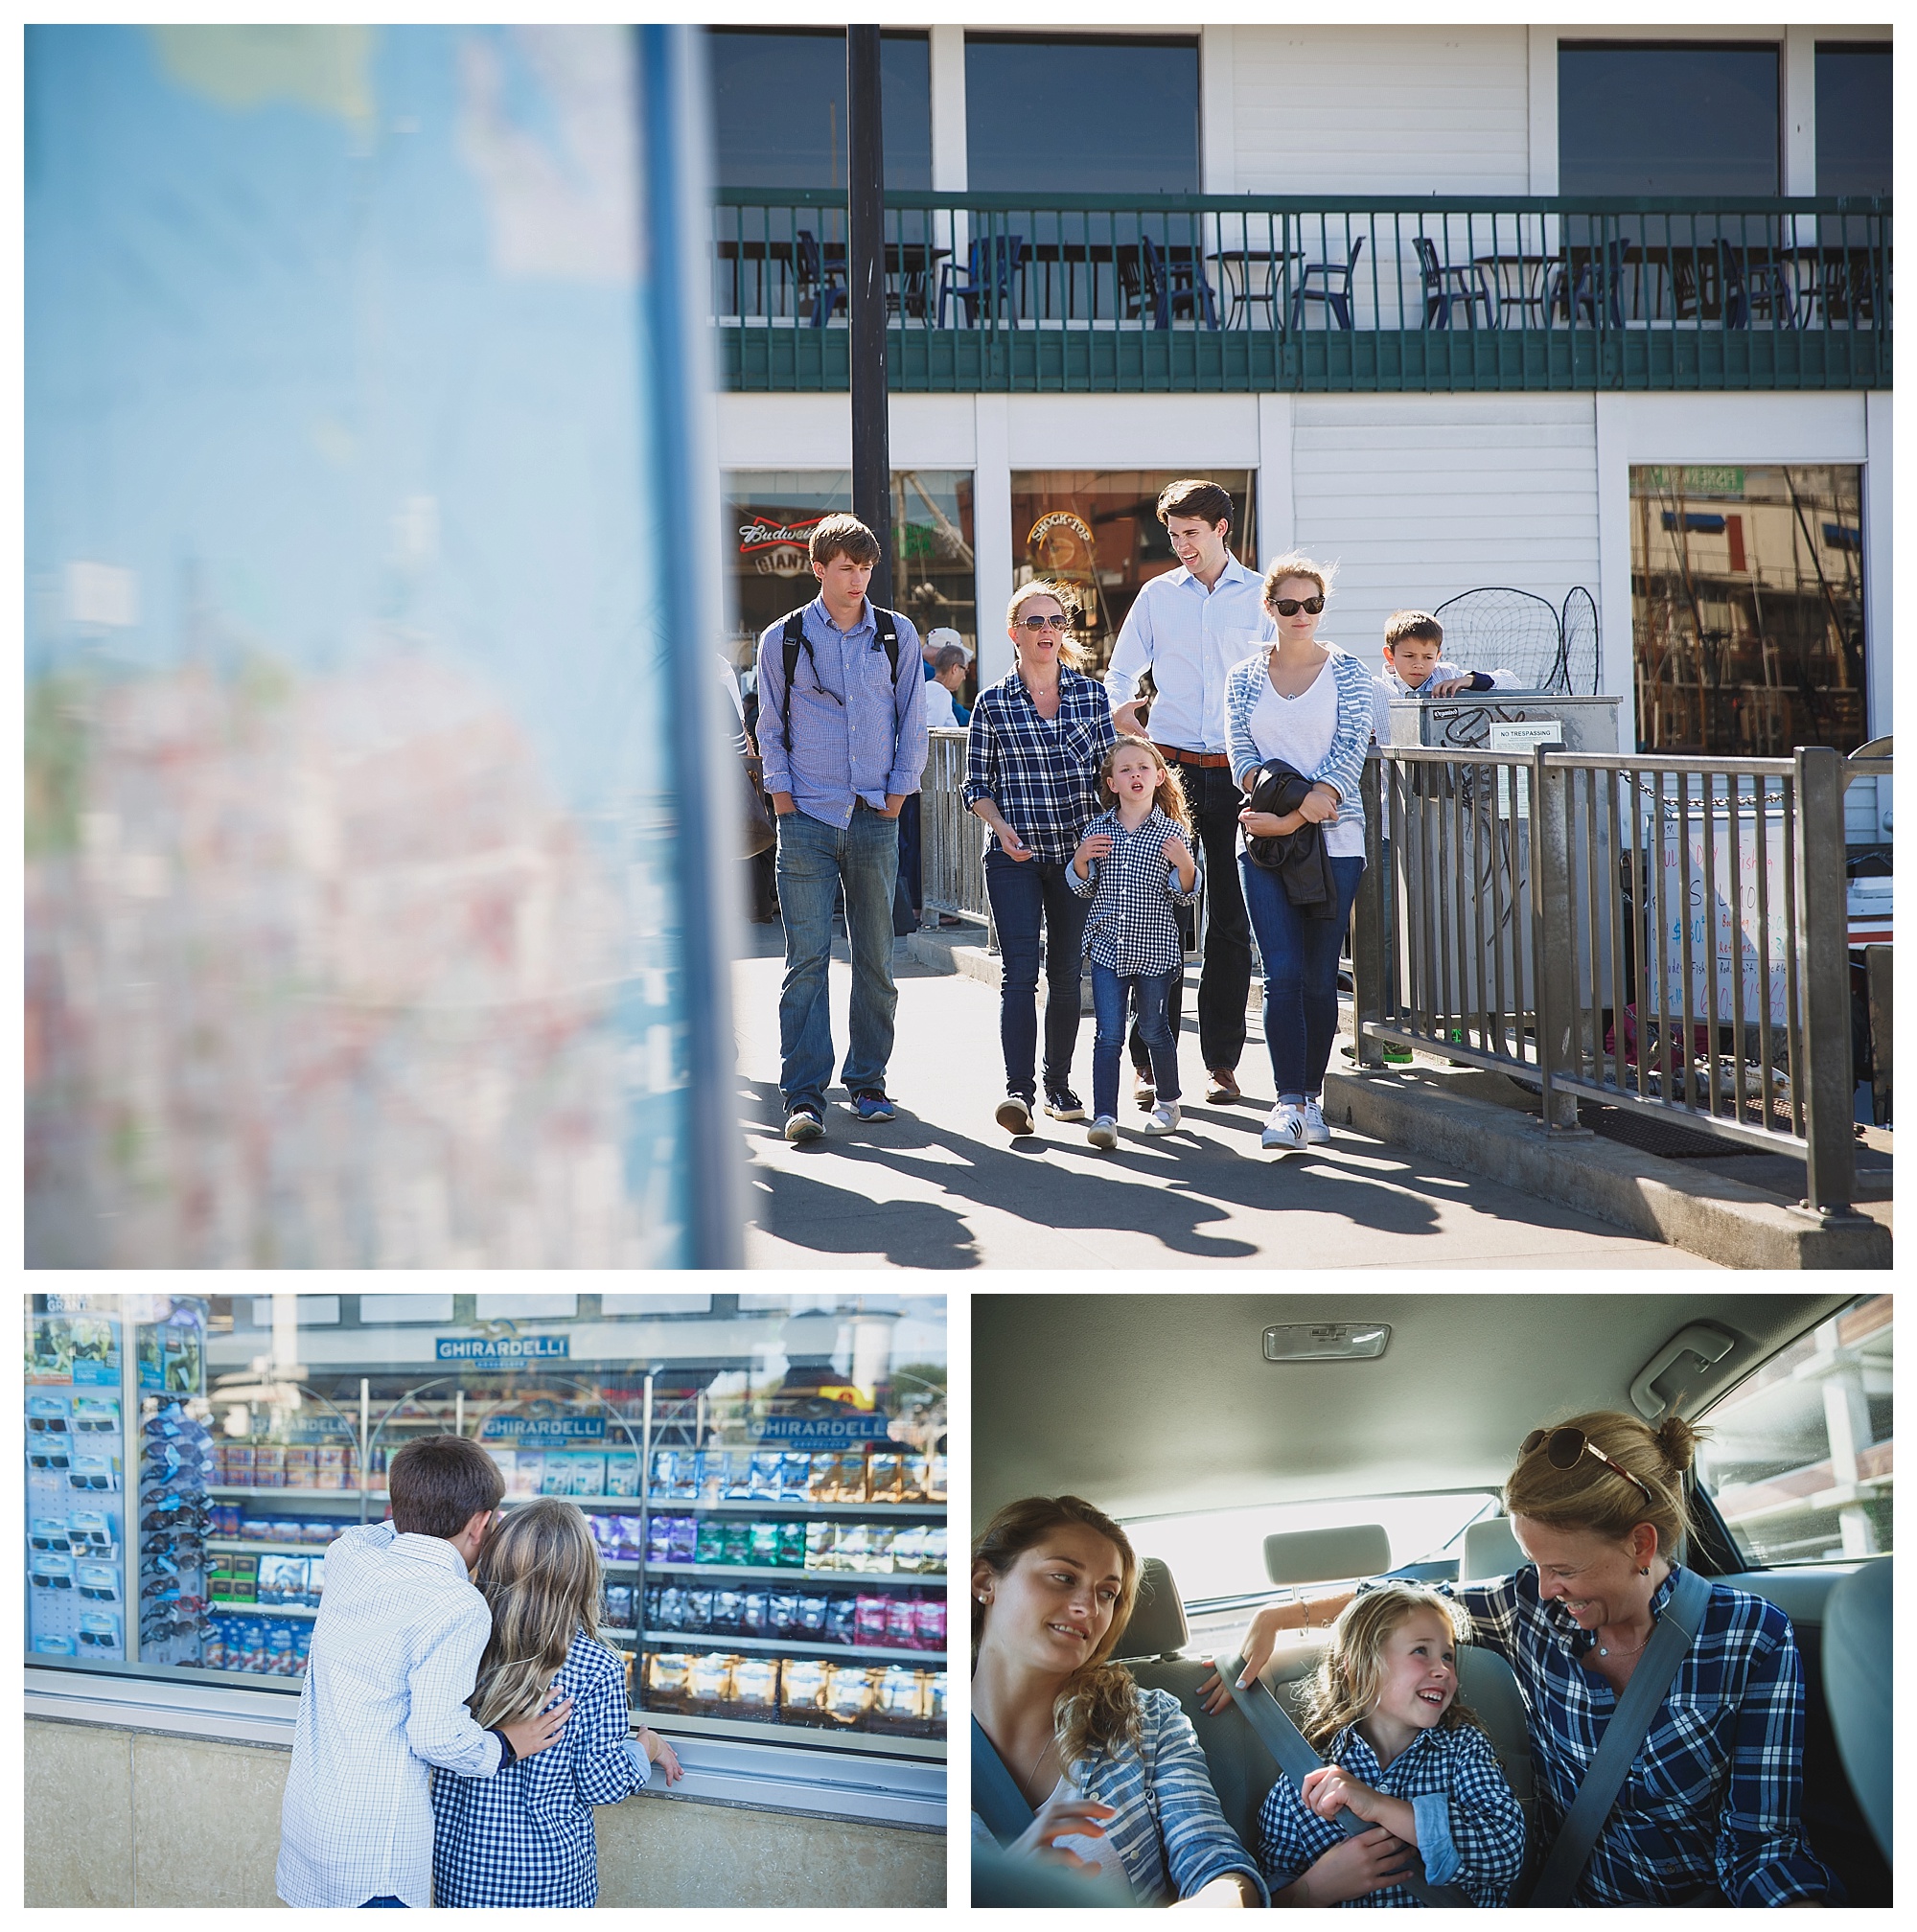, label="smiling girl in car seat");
[1256,1583,1525,1908]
